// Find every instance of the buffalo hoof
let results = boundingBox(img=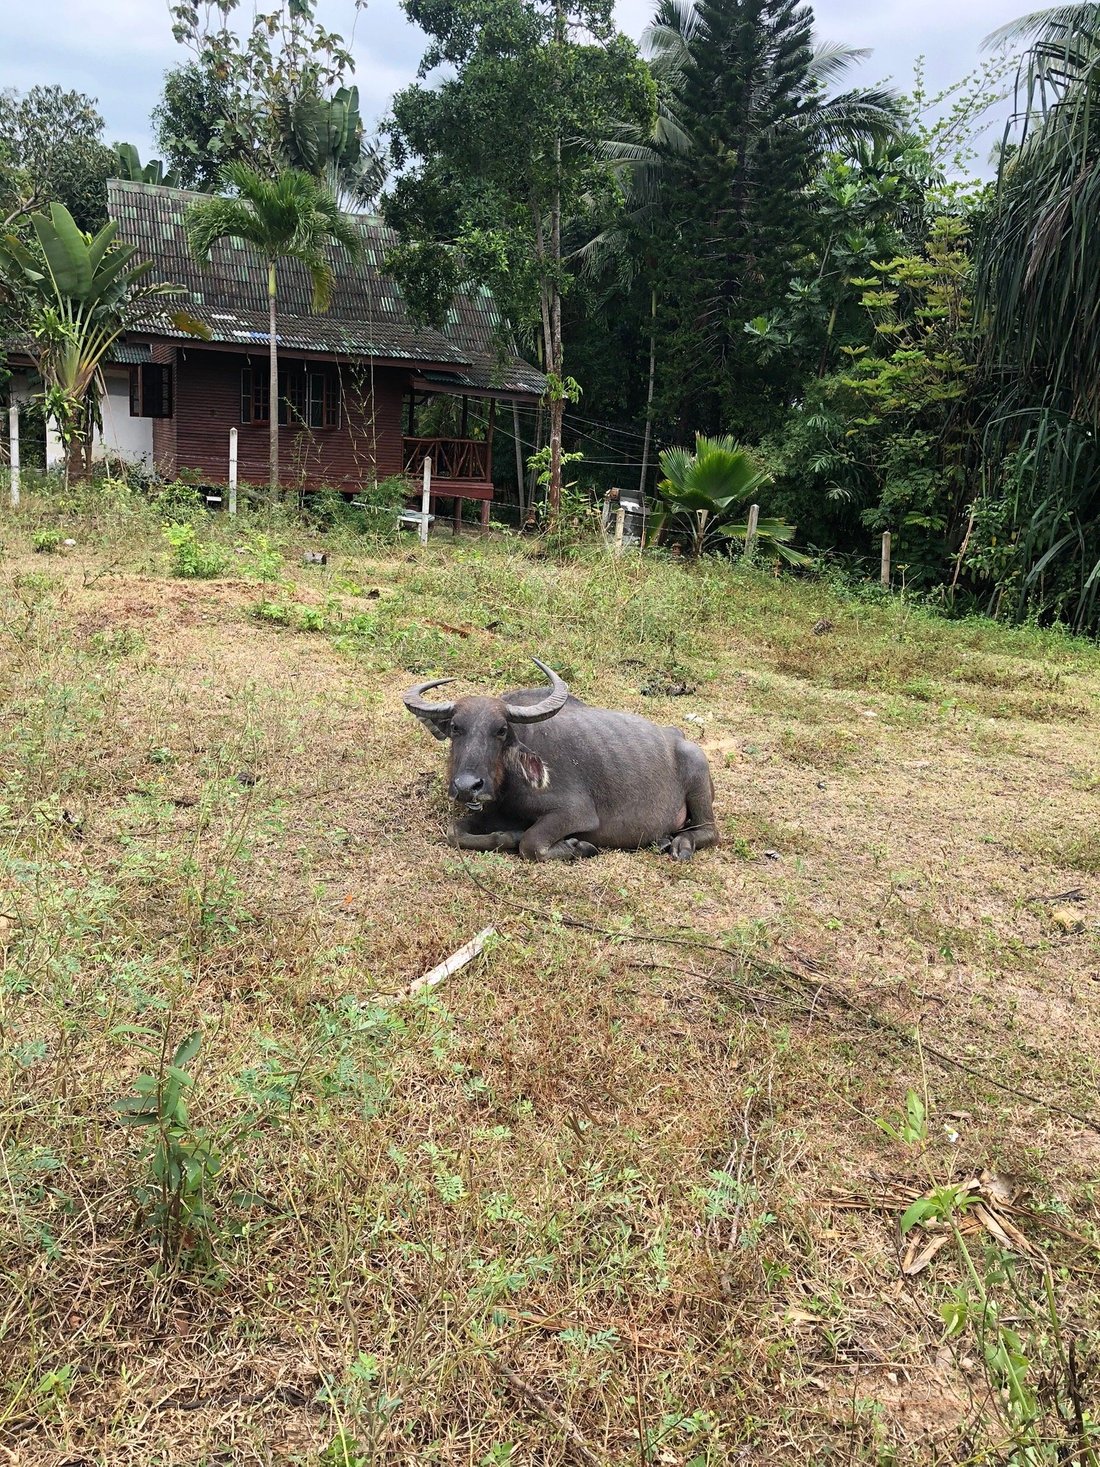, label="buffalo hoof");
[666,833,695,861]
[567,839,599,859]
